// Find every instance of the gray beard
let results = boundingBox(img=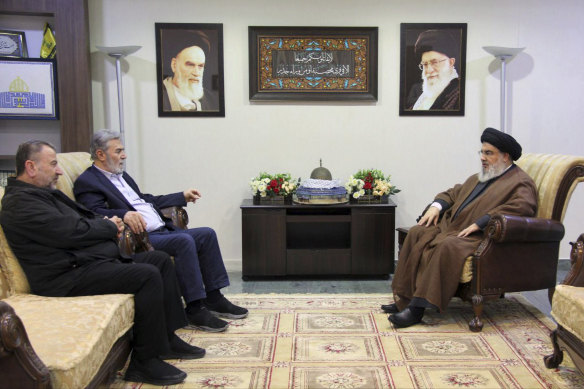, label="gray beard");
[478,160,507,182]
[106,156,124,175]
